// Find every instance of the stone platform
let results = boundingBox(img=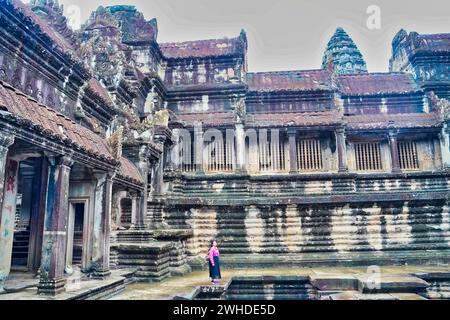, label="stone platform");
[110,265,450,300]
[220,249,450,268]
[0,269,134,300]
[1,265,448,300]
